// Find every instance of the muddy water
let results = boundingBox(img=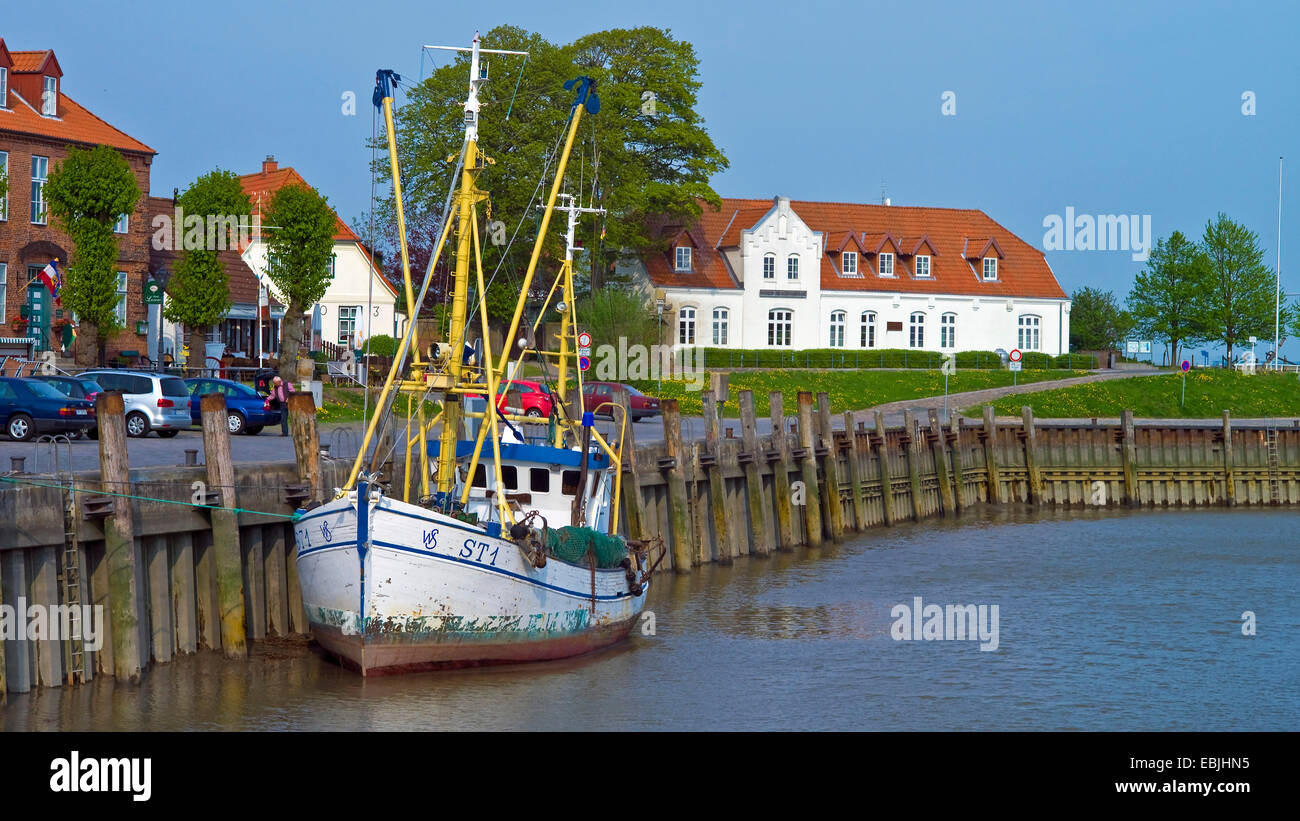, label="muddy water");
[3,508,1296,731]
